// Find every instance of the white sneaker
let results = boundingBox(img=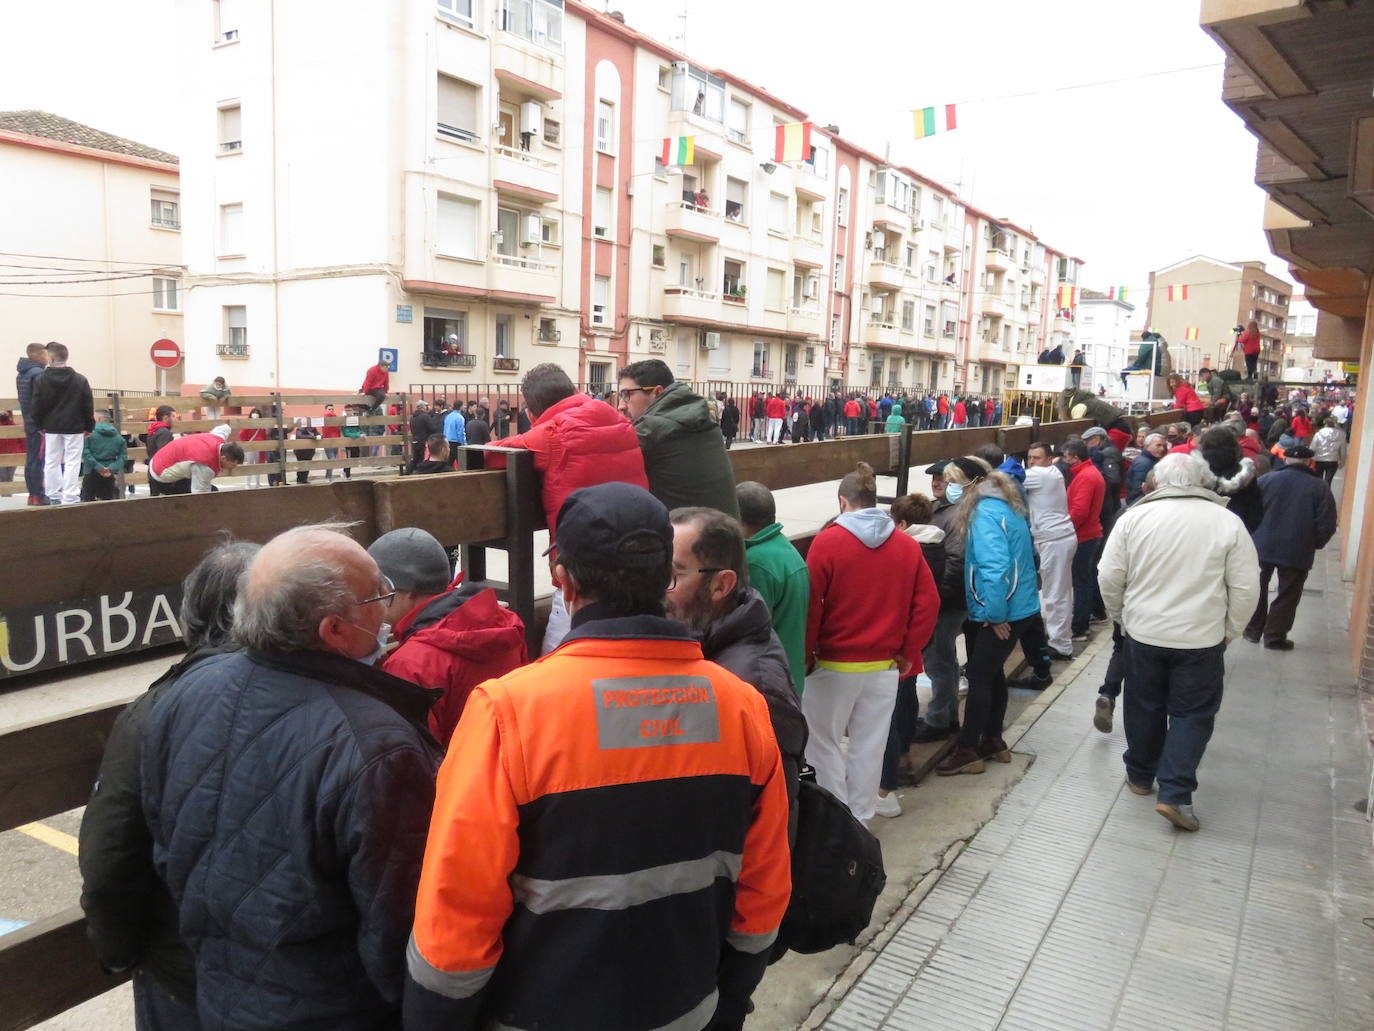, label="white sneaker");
[958,676,969,698]
[874,792,902,818]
